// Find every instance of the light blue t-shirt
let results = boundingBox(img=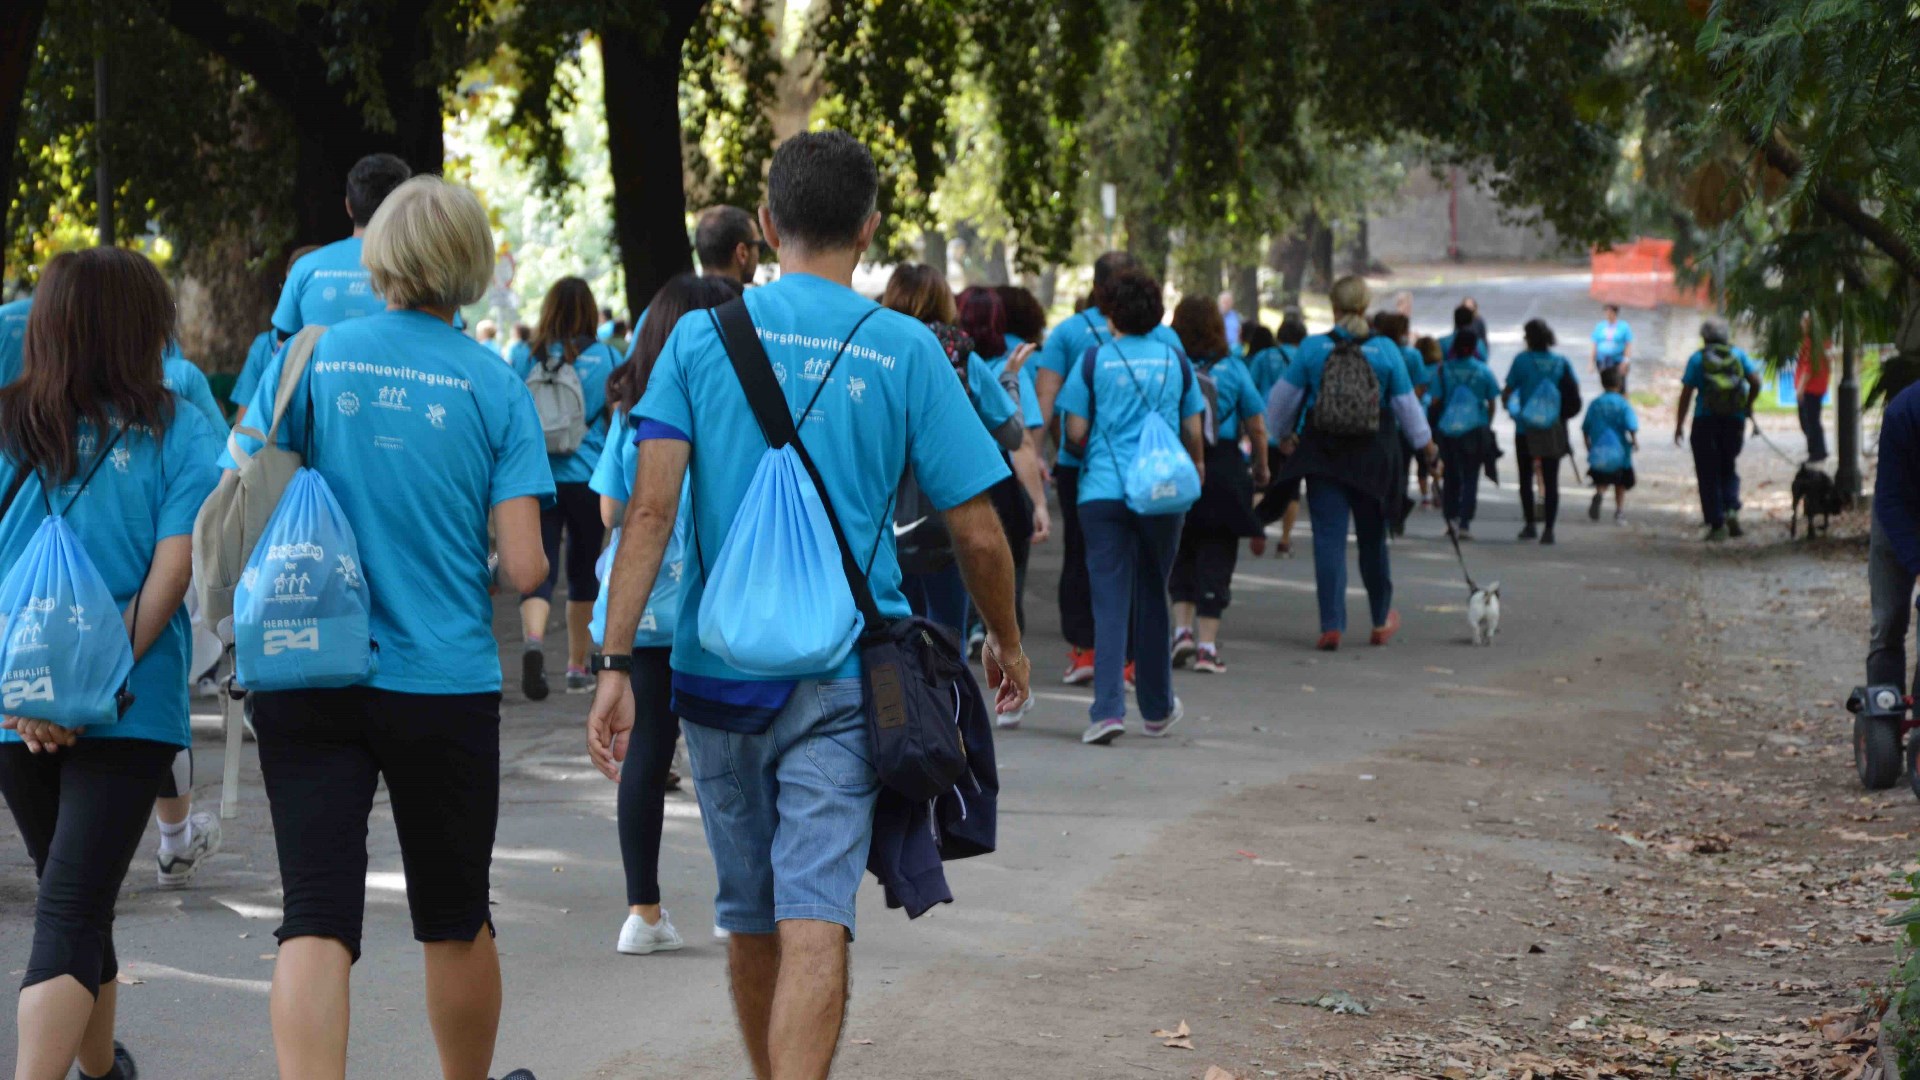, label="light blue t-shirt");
[1431,358,1502,434]
[597,320,617,343]
[1197,355,1263,443]
[510,340,617,485]
[633,273,1009,691]
[588,410,690,650]
[1035,307,1185,466]
[1592,320,1634,365]
[1582,391,1640,467]
[1439,332,1489,363]
[0,299,28,385]
[983,346,1042,430]
[160,347,227,430]
[622,307,652,362]
[272,237,380,336]
[965,352,1020,434]
[1503,350,1575,424]
[232,330,279,408]
[1282,330,1416,413]
[1400,344,1427,394]
[1055,337,1206,504]
[1682,346,1763,419]
[1247,344,1294,399]
[226,309,556,694]
[0,411,223,748]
